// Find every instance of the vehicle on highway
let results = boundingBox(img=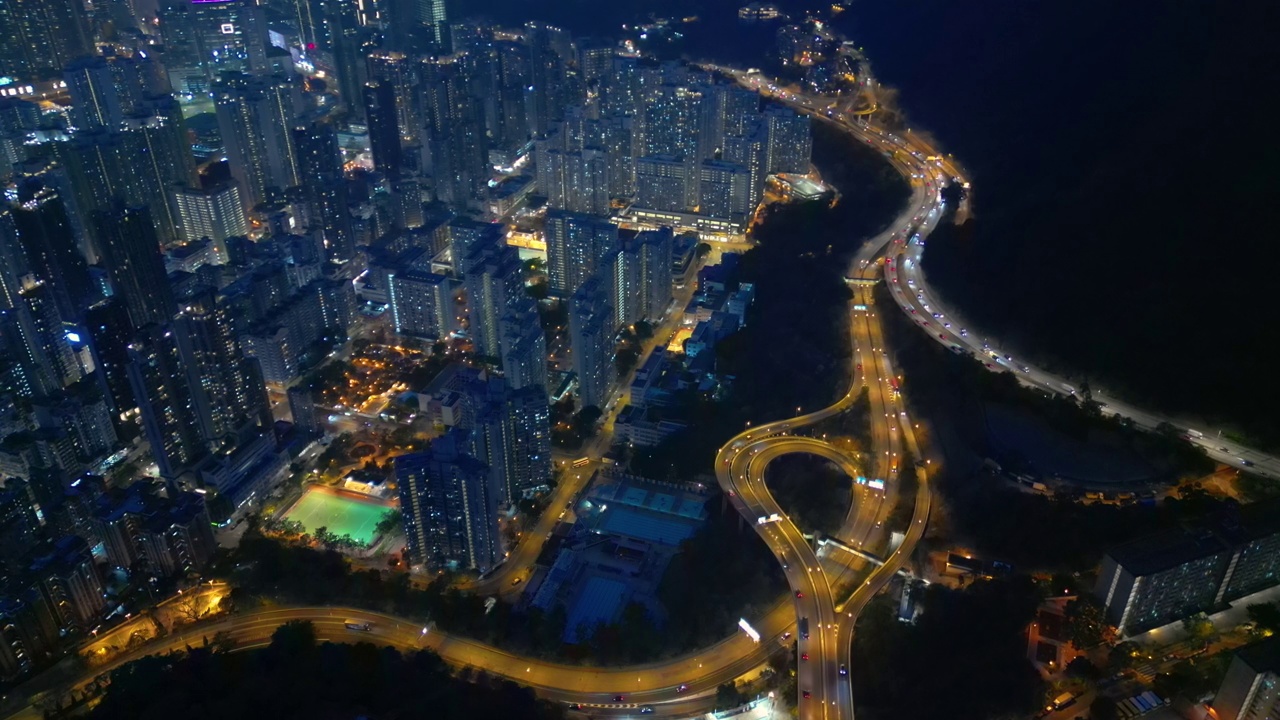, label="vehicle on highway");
[344,620,372,631]
[799,617,810,639]
[640,707,654,714]
[840,664,848,676]
[801,653,809,661]
[795,590,804,598]
[676,684,688,693]
[803,690,812,699]
[781,632,792,640]
[613,695,626,702]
